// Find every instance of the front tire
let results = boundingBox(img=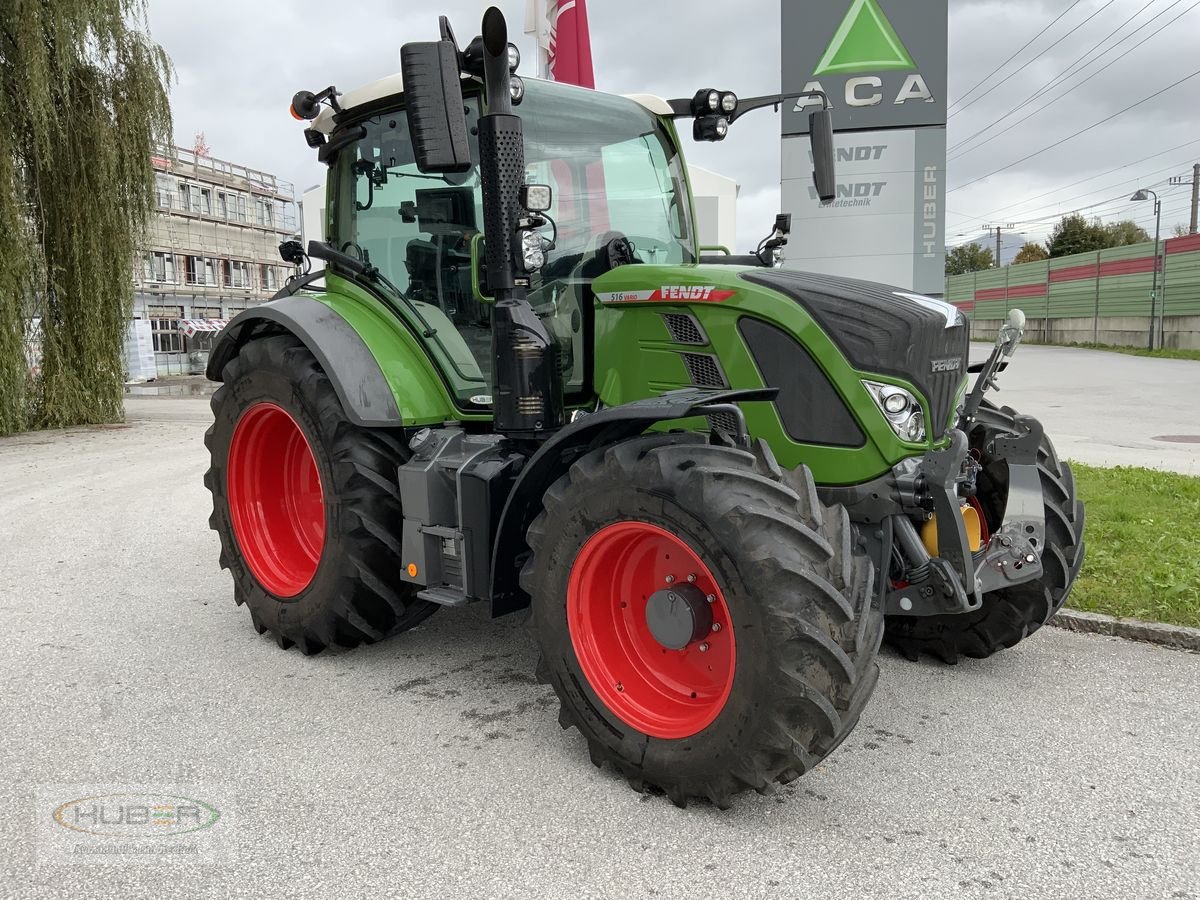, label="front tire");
[885,402,1085,664]
[522,433,882,807]
[204,334,437,654]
